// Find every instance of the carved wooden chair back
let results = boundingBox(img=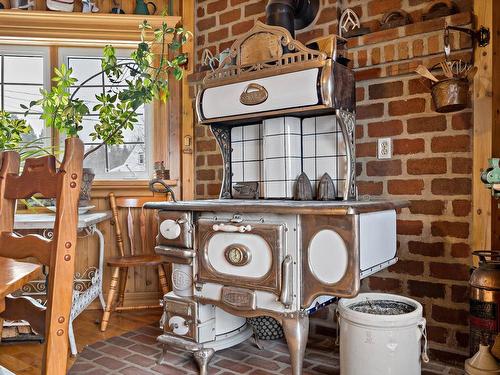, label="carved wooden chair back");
[109,194,168,257]
[0,137,83,375]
